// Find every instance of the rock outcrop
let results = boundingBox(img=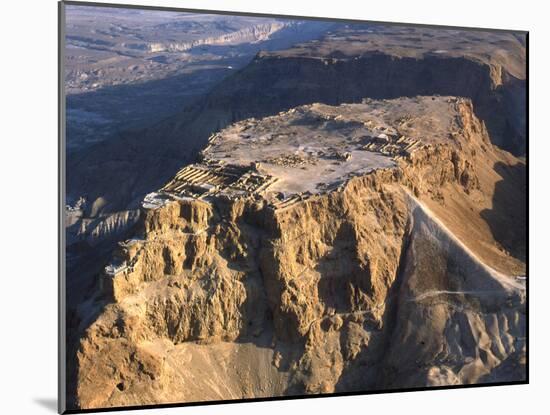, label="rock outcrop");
[72,97,526,409]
